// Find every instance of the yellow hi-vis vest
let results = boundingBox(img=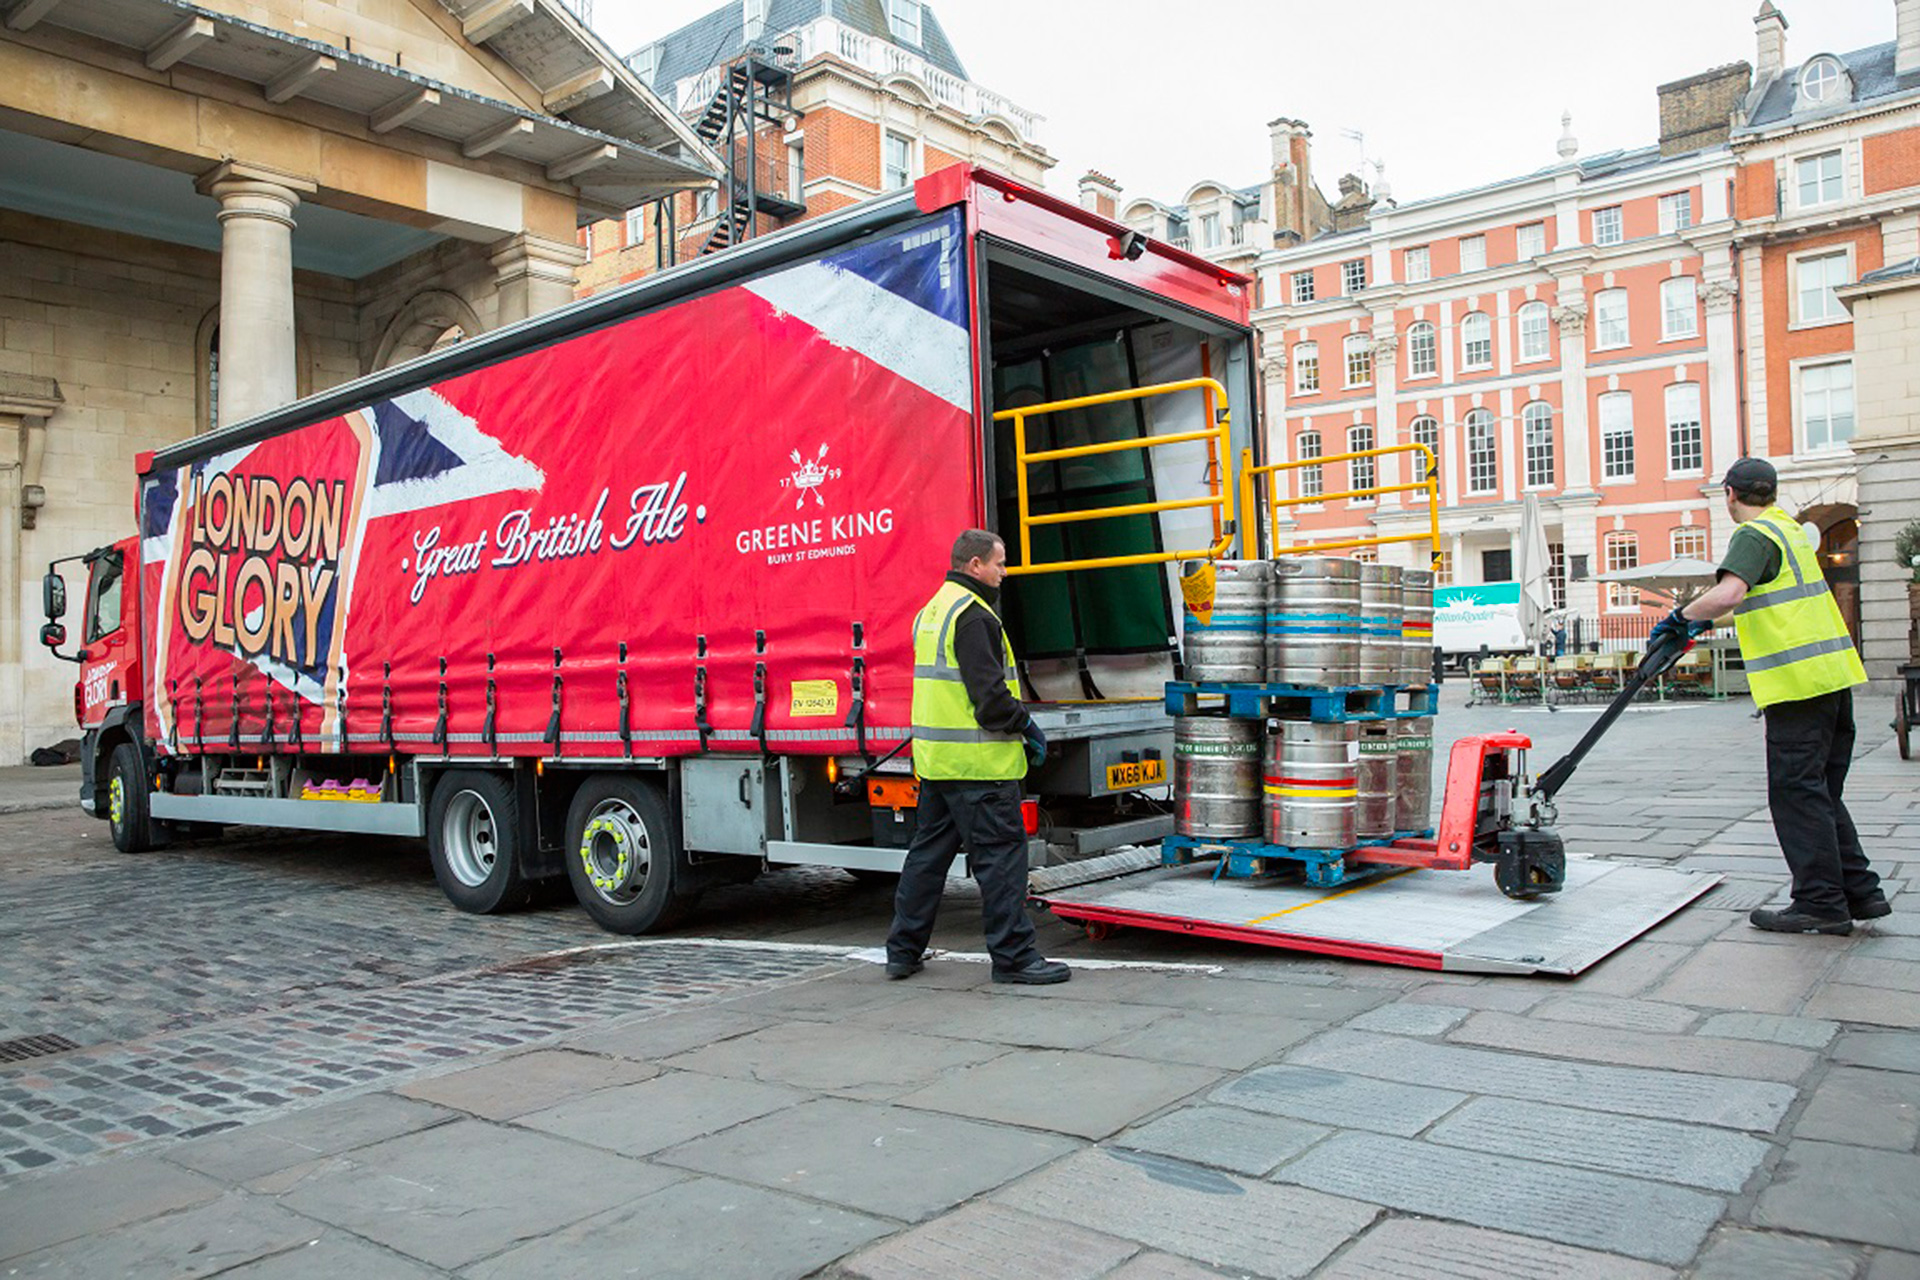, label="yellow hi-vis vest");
[1732,507,1866,710]
[910,580,1026,781]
